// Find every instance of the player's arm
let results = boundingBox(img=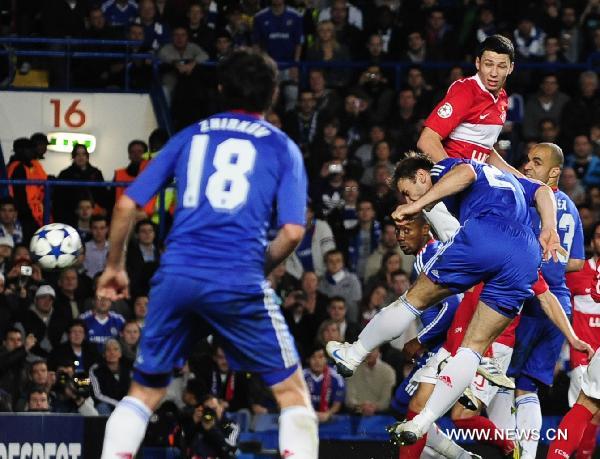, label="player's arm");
[392,162,476,224]
[536,289,594,359]
[533,184,565,262]
[567,258,585,272]
[487,148,524,178]
[417,127,448,163]
[265,224,305,275]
